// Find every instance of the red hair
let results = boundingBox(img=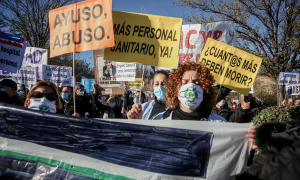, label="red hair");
[165,62,217,110]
